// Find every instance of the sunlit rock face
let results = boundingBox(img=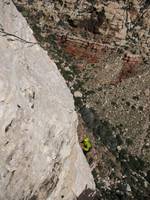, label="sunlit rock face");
[0,1,95,200]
